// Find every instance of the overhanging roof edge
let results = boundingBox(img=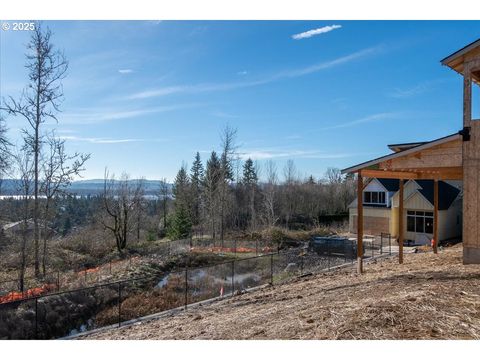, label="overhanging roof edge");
[341,133,461,174]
